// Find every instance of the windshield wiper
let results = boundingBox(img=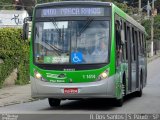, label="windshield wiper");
[51,18,61,34]
[74,17,94,50]
[48,18,68,54]
[50,18,62,42]
[78,17,94,36]
[44,40,65,56]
